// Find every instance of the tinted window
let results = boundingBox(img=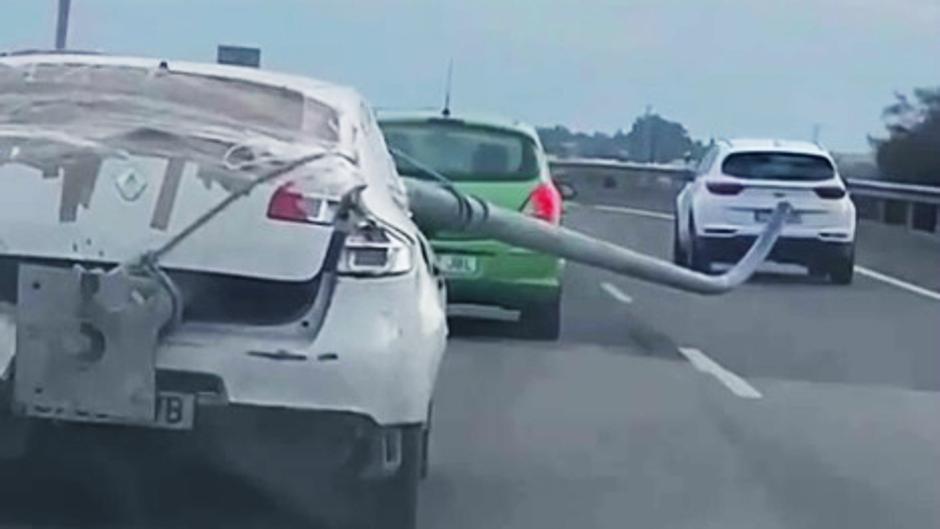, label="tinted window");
[380,121,539,181]
[721,152,835,181]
